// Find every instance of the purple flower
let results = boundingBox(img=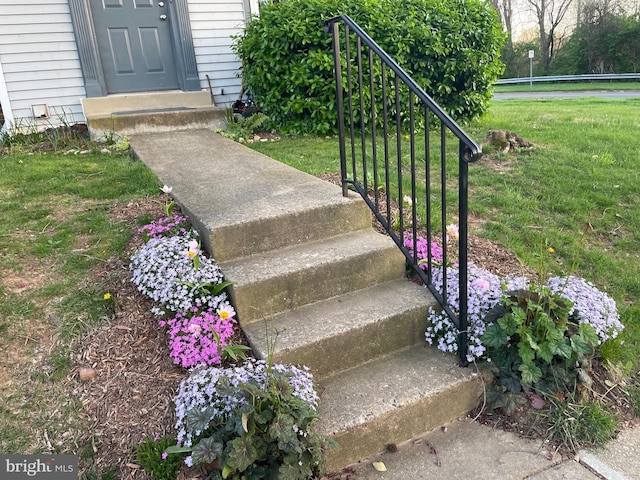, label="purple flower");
[130,233,227,316]
[546,276,623,343]
[162,307,236,369]
[174,359,319,456]
[403,232,444,267]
